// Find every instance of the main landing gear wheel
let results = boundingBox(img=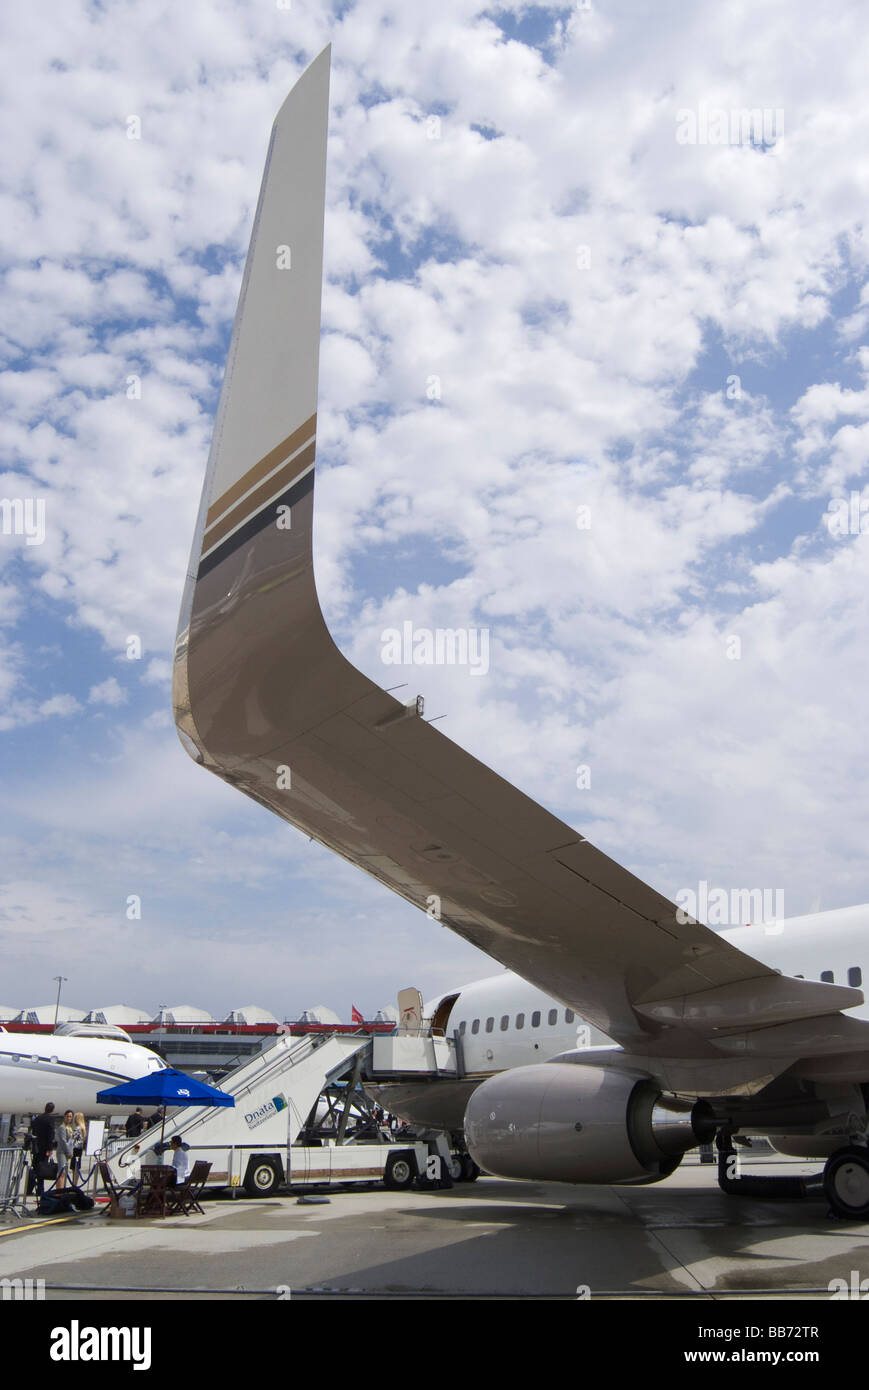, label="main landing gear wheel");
[823,1147,869,1220]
